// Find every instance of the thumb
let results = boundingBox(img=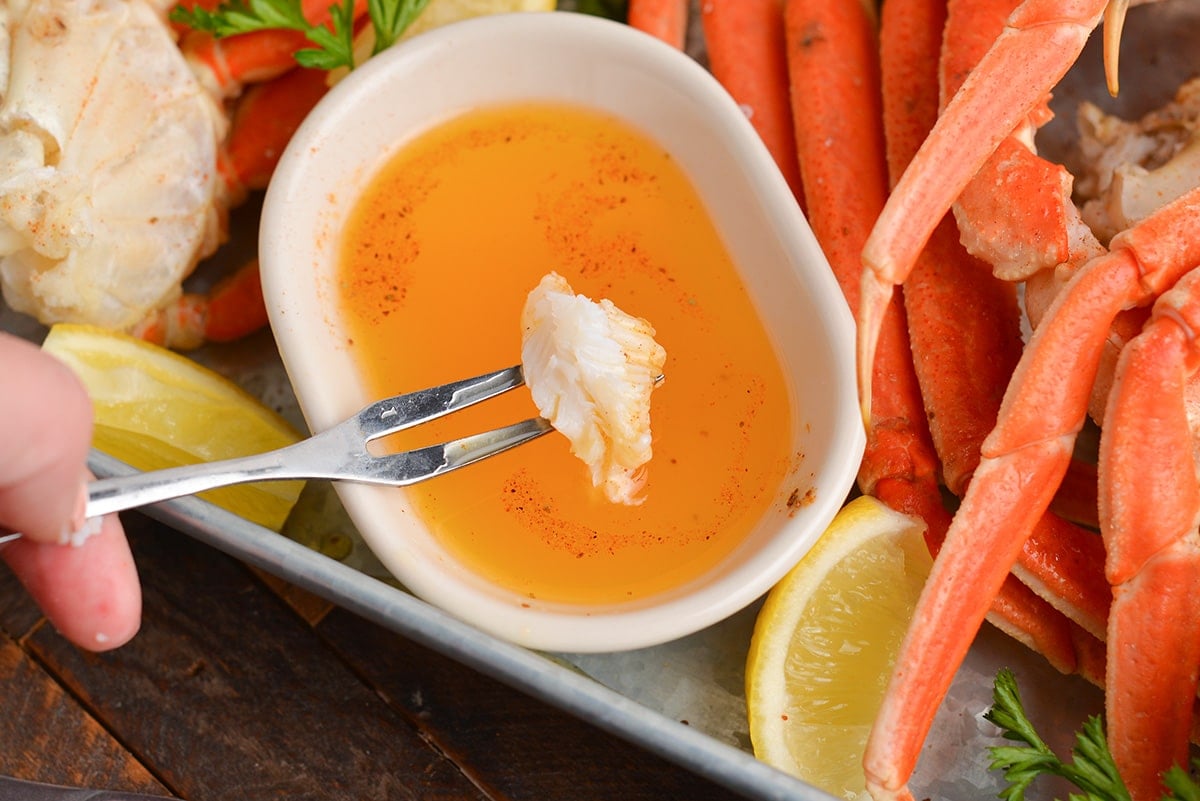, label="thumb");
[0,333,94,542]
